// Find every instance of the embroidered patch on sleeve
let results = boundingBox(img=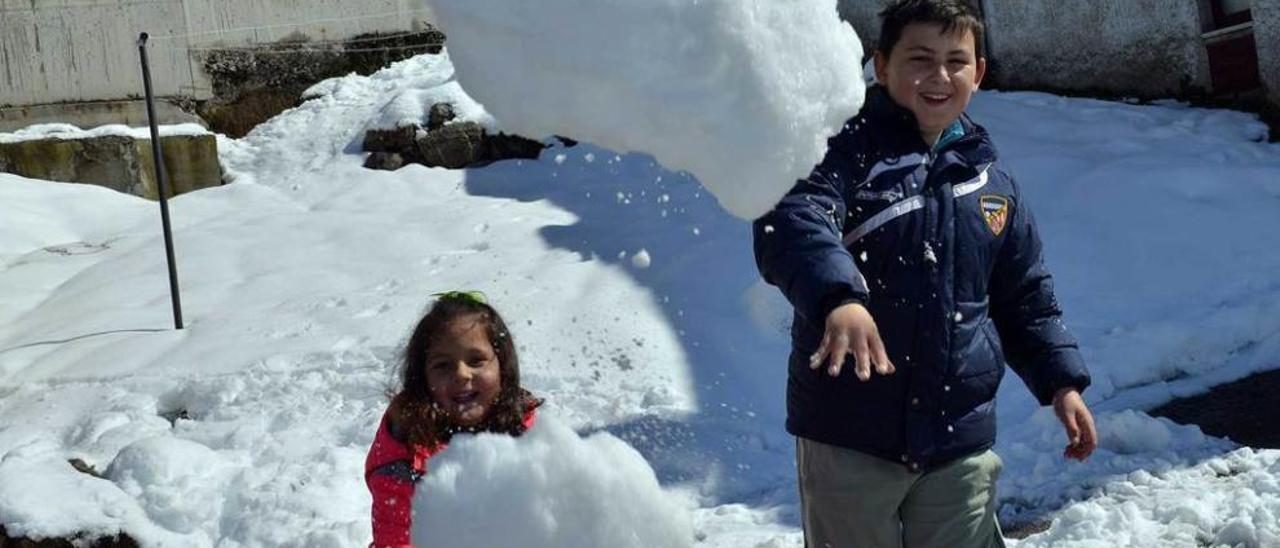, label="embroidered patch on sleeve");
[980,195,1010,236]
